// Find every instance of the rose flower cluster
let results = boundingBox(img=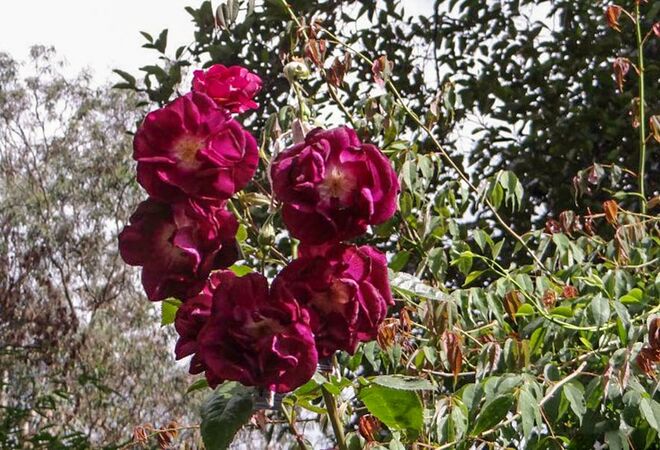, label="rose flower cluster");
[119,64,399,394]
